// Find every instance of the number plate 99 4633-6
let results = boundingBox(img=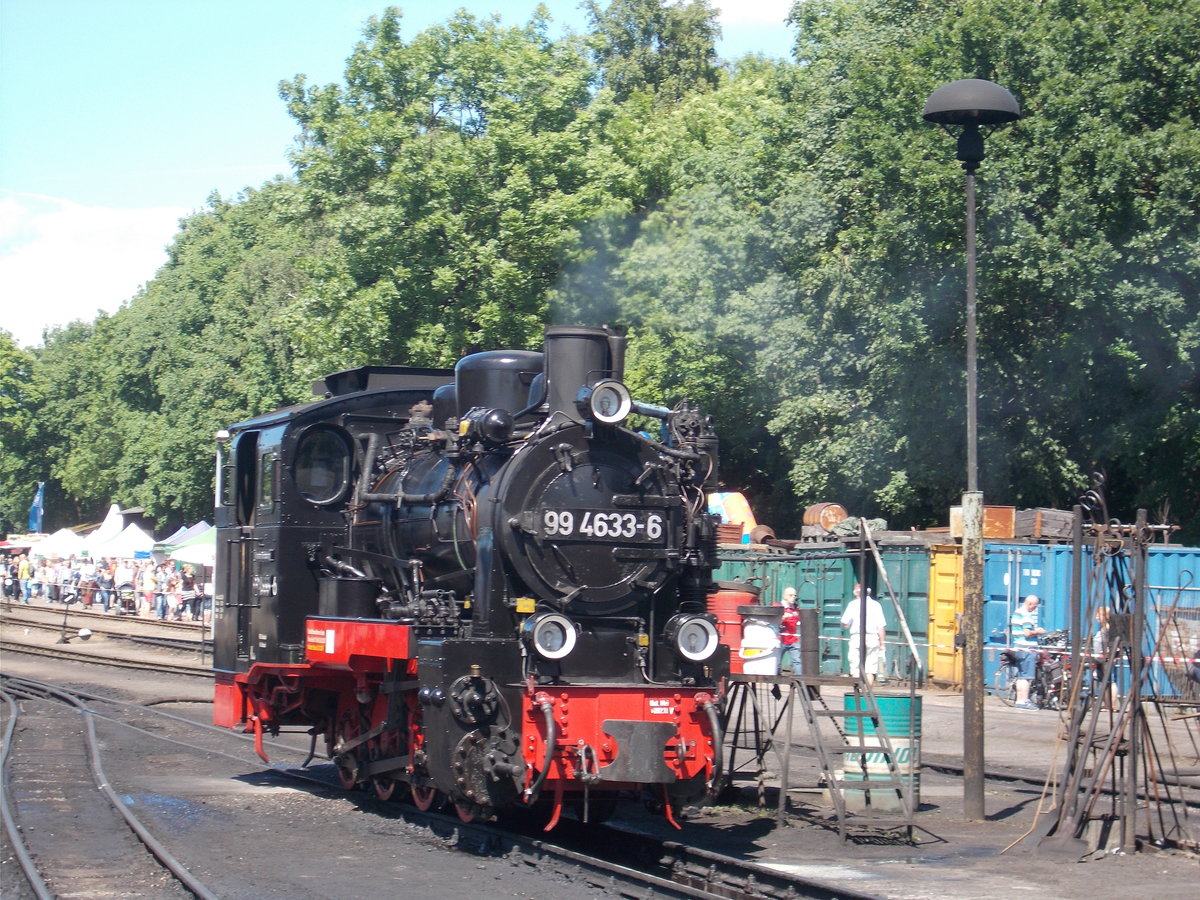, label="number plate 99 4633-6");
[541,509,665,542]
